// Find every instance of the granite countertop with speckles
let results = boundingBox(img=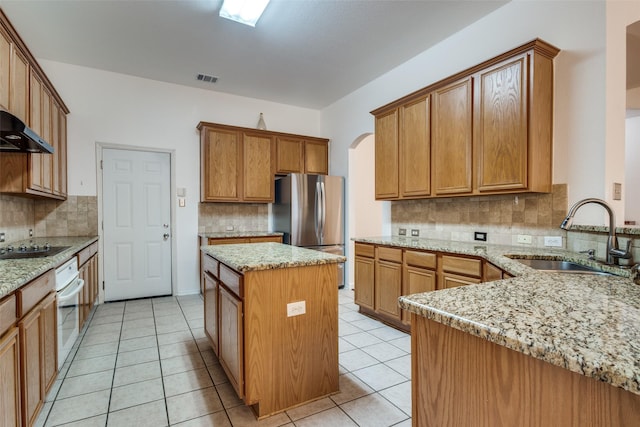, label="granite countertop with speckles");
[0,236,99,299]
[199,231,283,239]
[352,236,640,395]
[201,242,346,273]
